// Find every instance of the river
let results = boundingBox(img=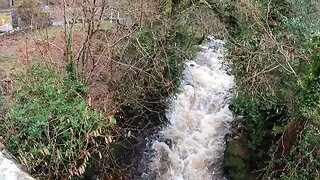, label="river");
[143,37,235,180]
